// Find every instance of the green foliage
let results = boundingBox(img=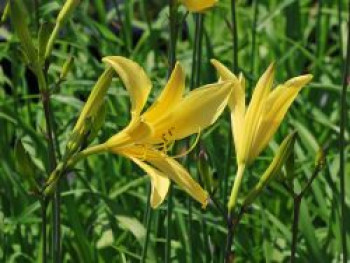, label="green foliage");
[0,0,349,262]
